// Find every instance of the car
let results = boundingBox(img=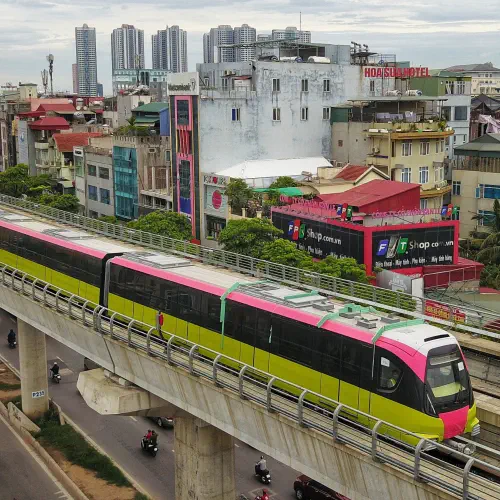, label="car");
[293,475,350,500]
[83,357,101,371]
[148,416,174,428]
